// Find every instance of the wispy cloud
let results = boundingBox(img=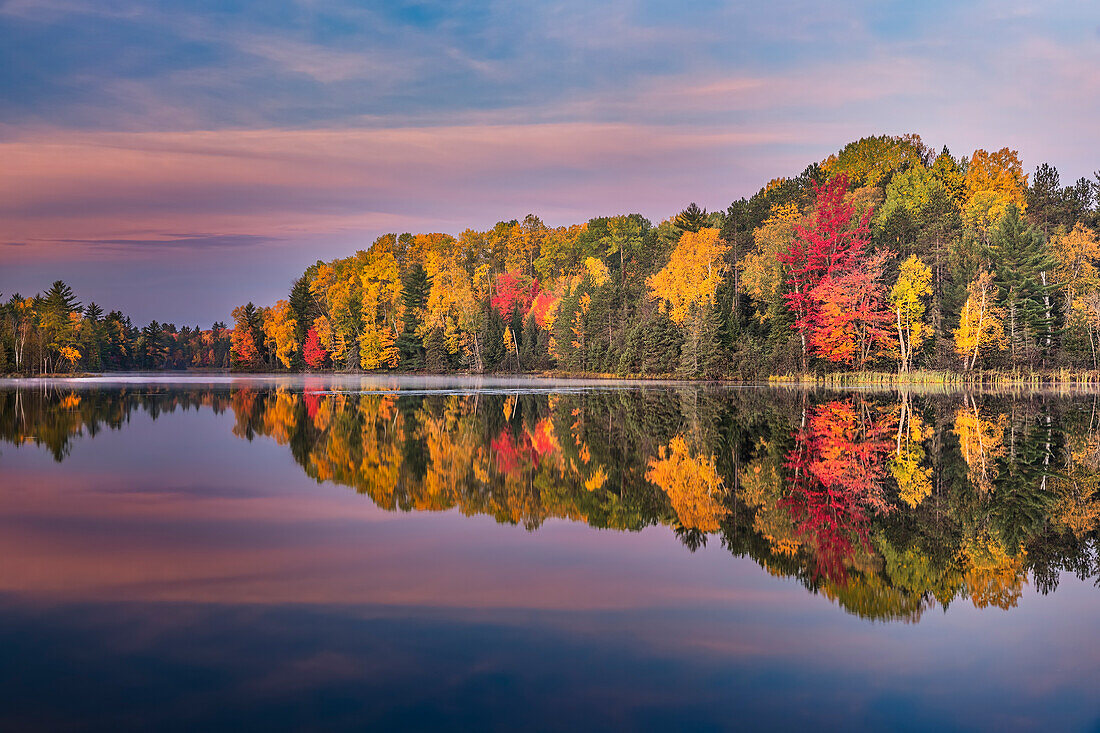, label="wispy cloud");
[49,234,279,250]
